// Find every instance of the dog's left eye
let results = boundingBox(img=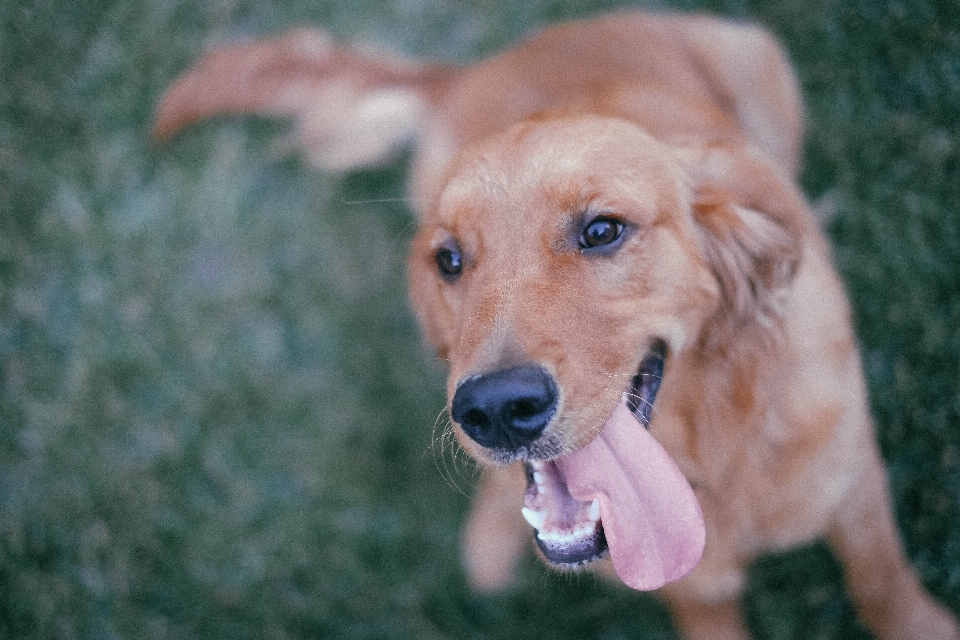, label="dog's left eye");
[435,246,463,281]
[580,216,625,250]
